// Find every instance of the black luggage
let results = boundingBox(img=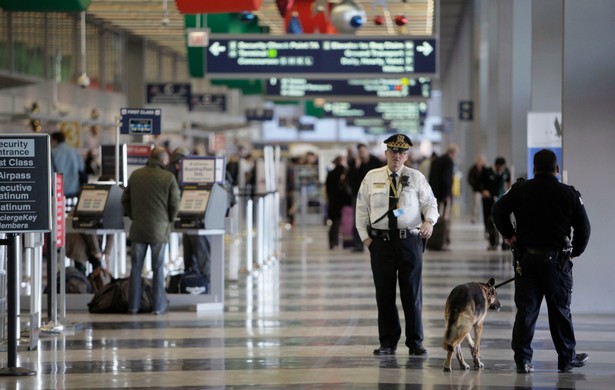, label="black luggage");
[427,219,450,250]
[179,269,208,294]
[426,203,451,251]
[44,266,93,294]
[168,269,208,295]
[88,278,153,313]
